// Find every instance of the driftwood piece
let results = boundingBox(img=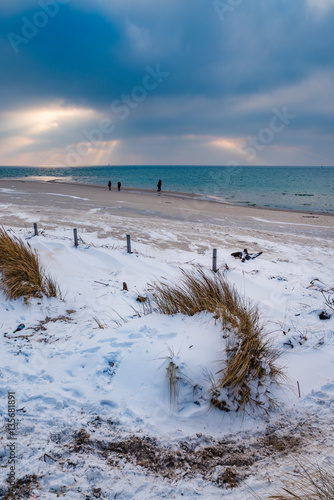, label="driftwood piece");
[231,248,263,262]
